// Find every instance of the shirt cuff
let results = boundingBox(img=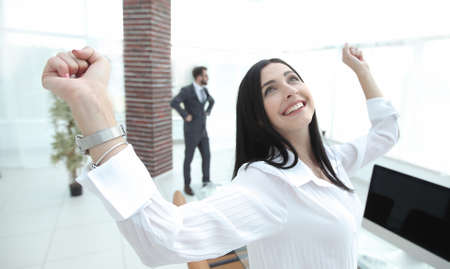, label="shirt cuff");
[366,97,399,122]
[76,144,157,221]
